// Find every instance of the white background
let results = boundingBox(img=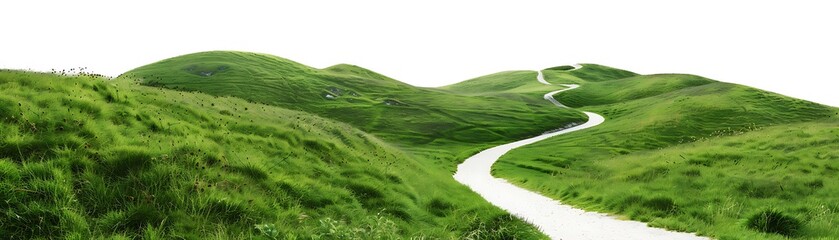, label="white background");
[2,0,836,106]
